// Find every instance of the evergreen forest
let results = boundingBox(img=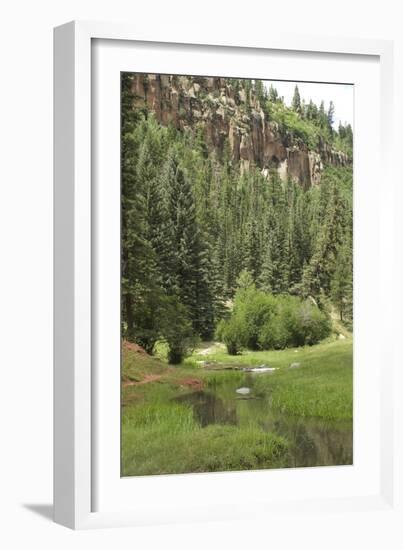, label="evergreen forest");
[121,74,353,364]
